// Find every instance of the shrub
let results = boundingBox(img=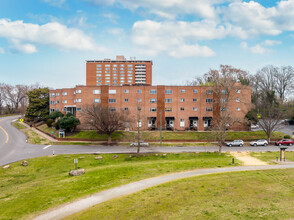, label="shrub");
[57,115,80,132]
[46,119,54,127]
[49,111,64,120]
[284,135,291,139]
[54,122,60,130]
